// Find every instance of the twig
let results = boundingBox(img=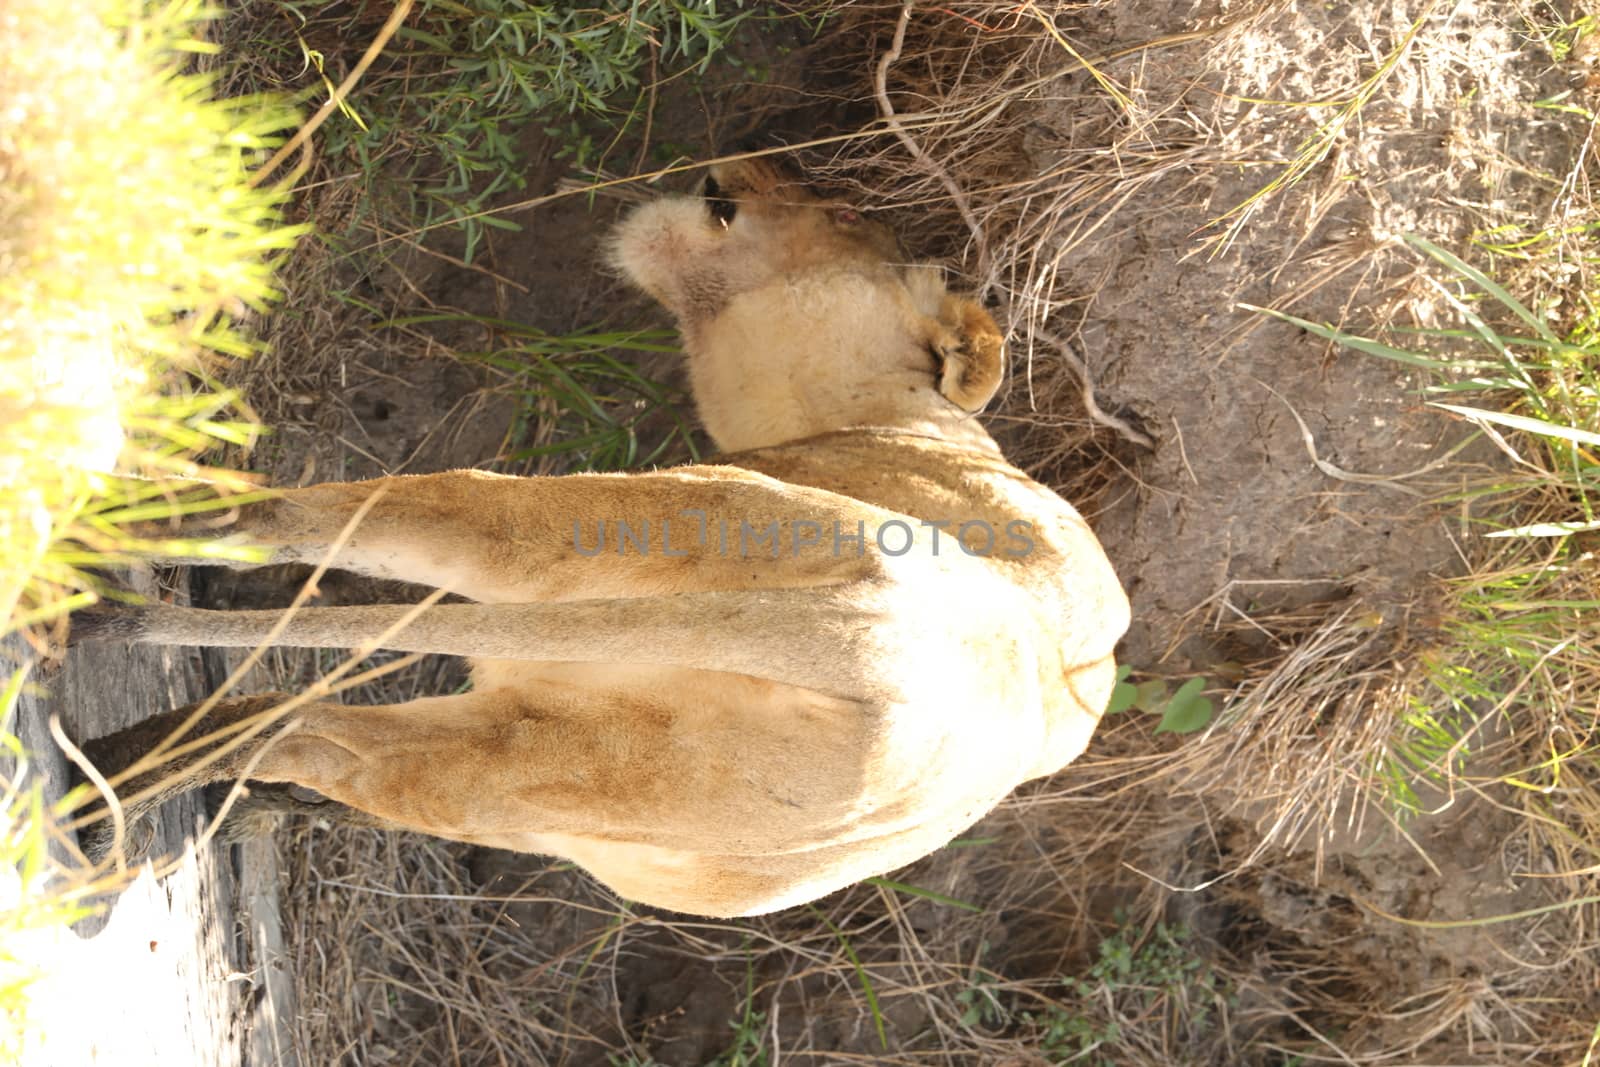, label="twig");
[50,713,126,876]
[633,46,660,175]
[1170,416,1198,484]
[1035,327,1155,449]
[873,1,990,283]
[371,225,531,293]
[1254,378,1463,495]
[248,0,416,189]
